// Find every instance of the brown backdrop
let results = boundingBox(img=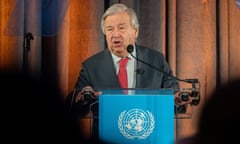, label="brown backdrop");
[1,0,240,141]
